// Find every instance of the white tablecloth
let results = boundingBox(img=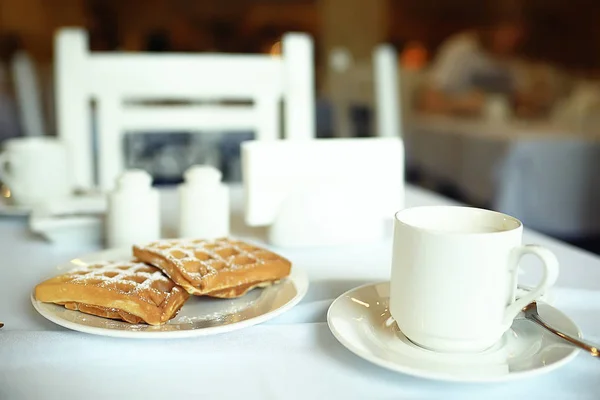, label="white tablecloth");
[1,185,599,399]
[406,115,599,204]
